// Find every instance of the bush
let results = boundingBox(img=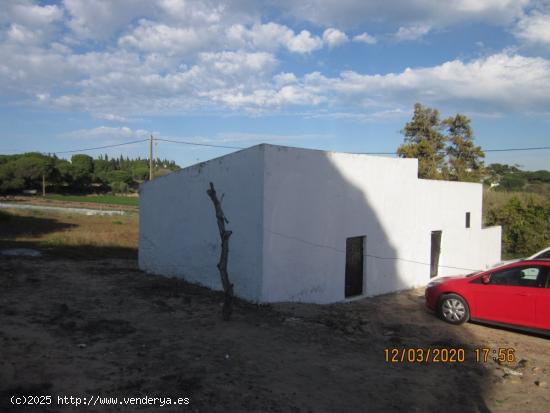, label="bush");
[485,196,550,257]
[106,170,133,185]
[110,181,129,194]
[498,174,526,191]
